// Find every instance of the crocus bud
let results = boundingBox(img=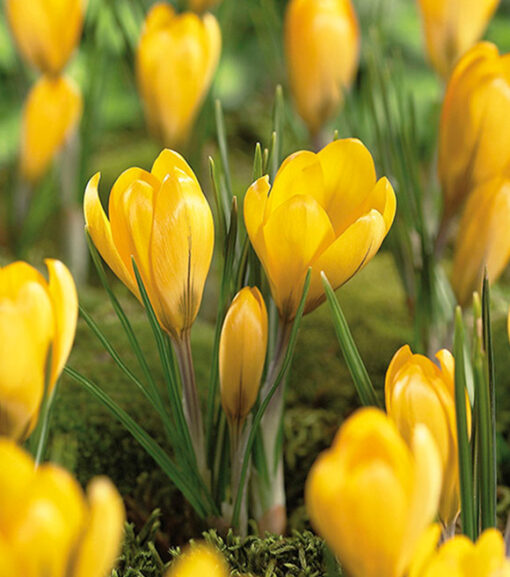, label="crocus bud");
[411,528,510,577]
[417,0,500,79]
[244,138,396,322]
[136,3,221,147]
[165,543,229,577]
[438,43,510,223]
[6,0,85,75]
[306,408,442,577]
[84,149,214,341]
[284,0,360,135]
[219,287,268,425]
[385,345,468,528]
[188,0,221,12]
[21,75,83,184]
[0,439,125,577]
[0,260,78,441]
[452,175,510,305]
